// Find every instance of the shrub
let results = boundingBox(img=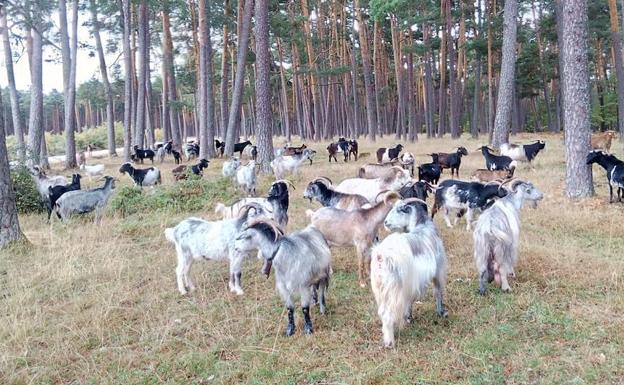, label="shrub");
[10,165,44,214]
[110,177,239,217]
